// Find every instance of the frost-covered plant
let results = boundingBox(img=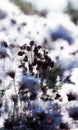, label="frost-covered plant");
[18,41,62,90]
[0,40,62,130]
